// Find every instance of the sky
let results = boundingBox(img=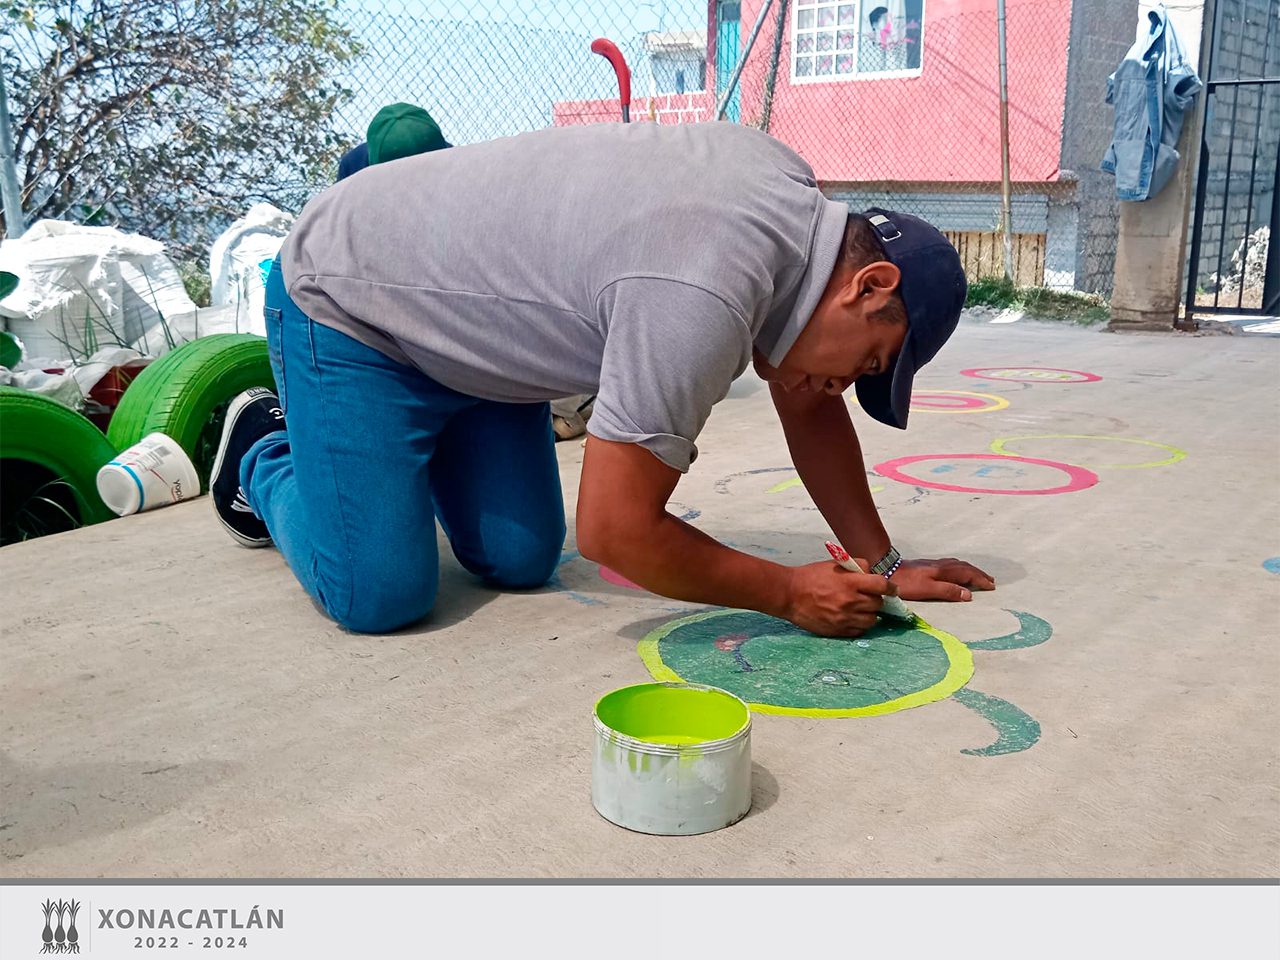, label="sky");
[344,0,701,36]
[332,0,710,144]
